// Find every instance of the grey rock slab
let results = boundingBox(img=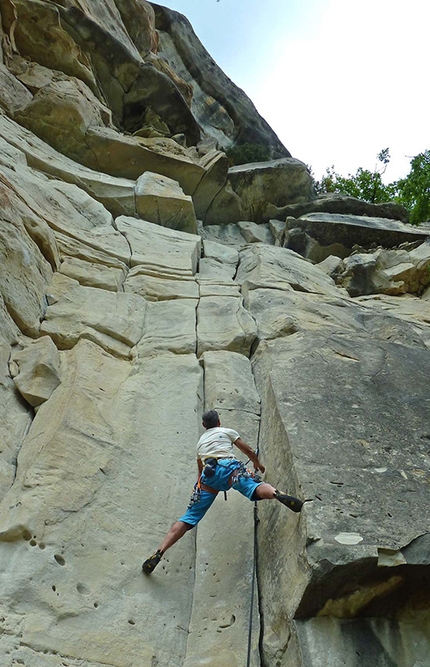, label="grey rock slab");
[253,332,430,664]
[228,158,314,223]
[202,239,239,265]
[40,274,146,358]
[201,350,261,415]
[115,216,201,275]
[197,296,257,357]
[198,257,236,281]
[270,192,410,223]
[237,244,343,298]
[237,220,274,245]
[253,331,430,588]
[293,212,430,249]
